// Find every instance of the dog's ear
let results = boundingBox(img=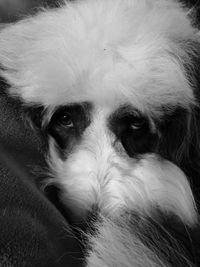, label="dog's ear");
[183,52,200,198]
[181,39,200,187]
[157,38,200,203]
[180,0,200,21]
